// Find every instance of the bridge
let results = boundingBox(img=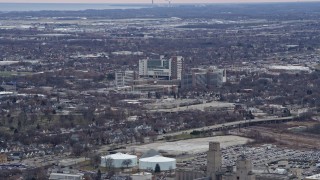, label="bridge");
[160,116,295,139]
